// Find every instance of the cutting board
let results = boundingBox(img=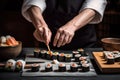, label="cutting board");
[93,52,120,73]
